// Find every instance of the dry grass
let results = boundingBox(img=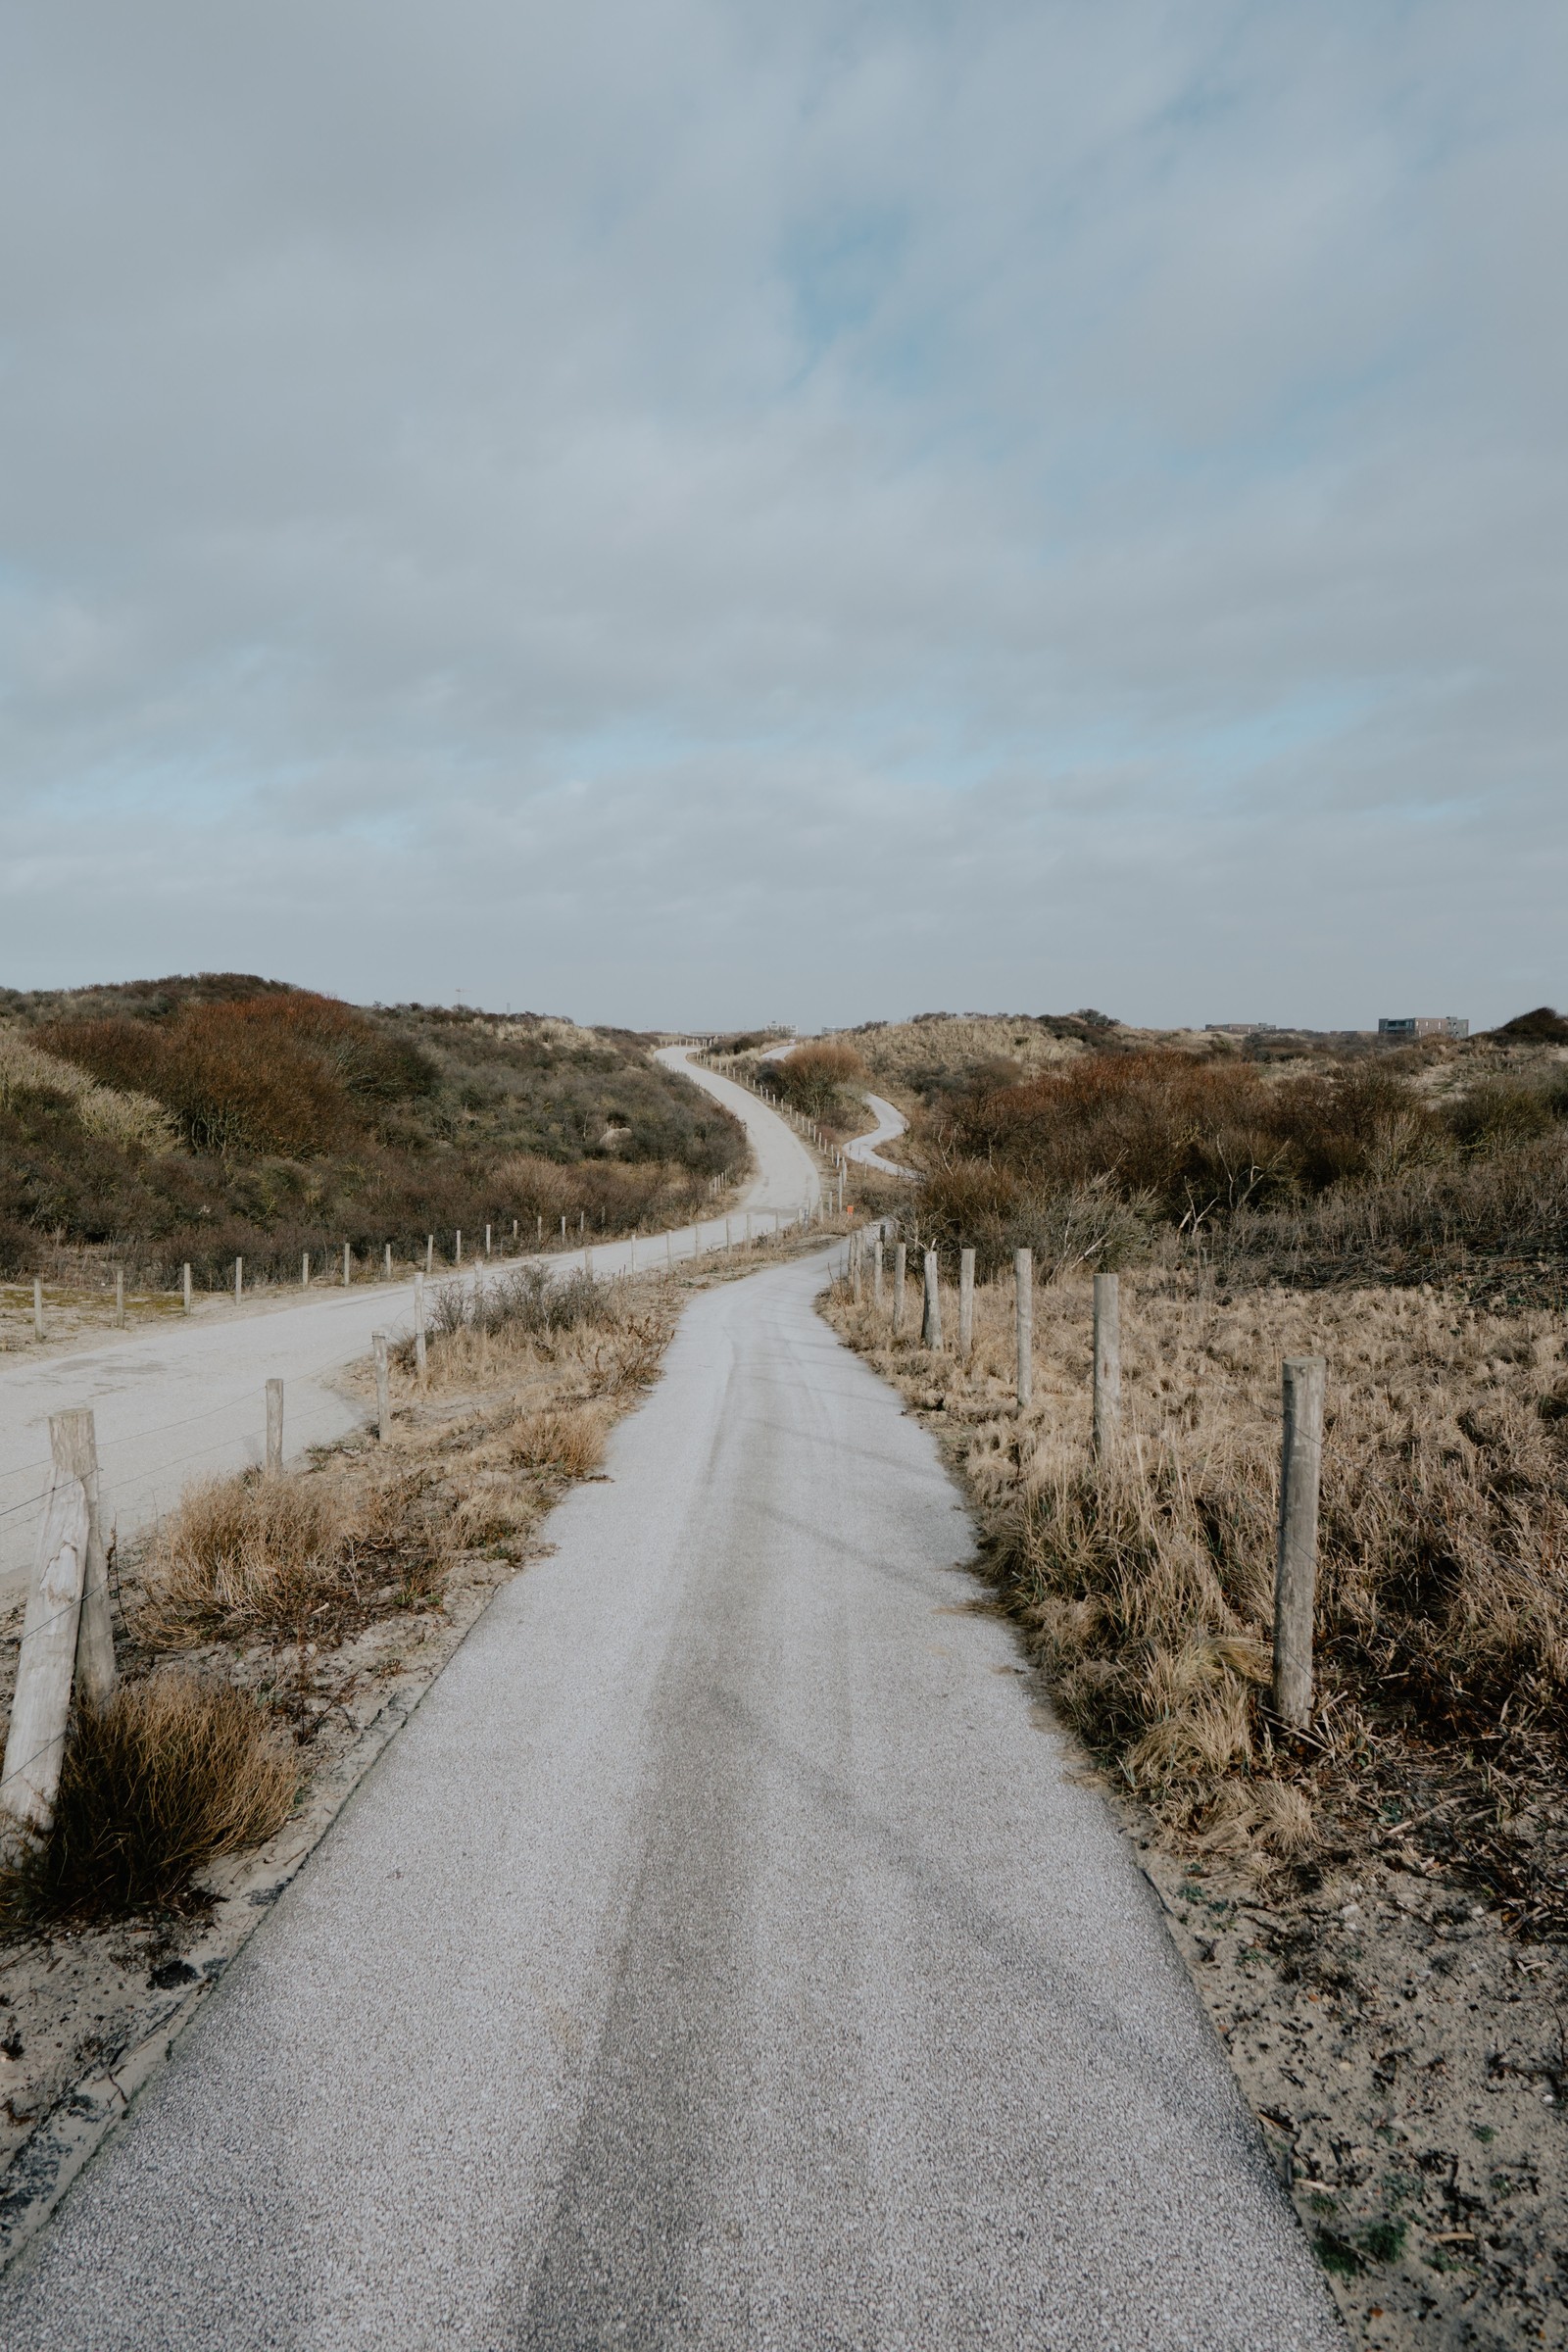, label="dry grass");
[828,1263,1568,1918]
[0,1022,175,1154]
[509,1402,610,1478]
[141,1467,451,1648]
[0,1672,296,1924]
